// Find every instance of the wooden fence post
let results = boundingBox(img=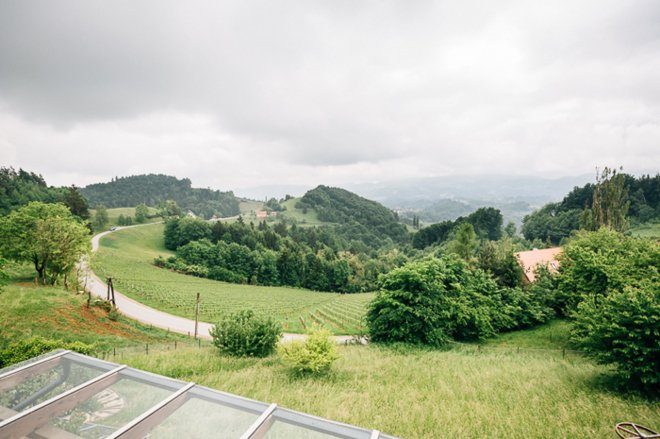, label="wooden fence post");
[107,277,116,307]
[194,292,200,339]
